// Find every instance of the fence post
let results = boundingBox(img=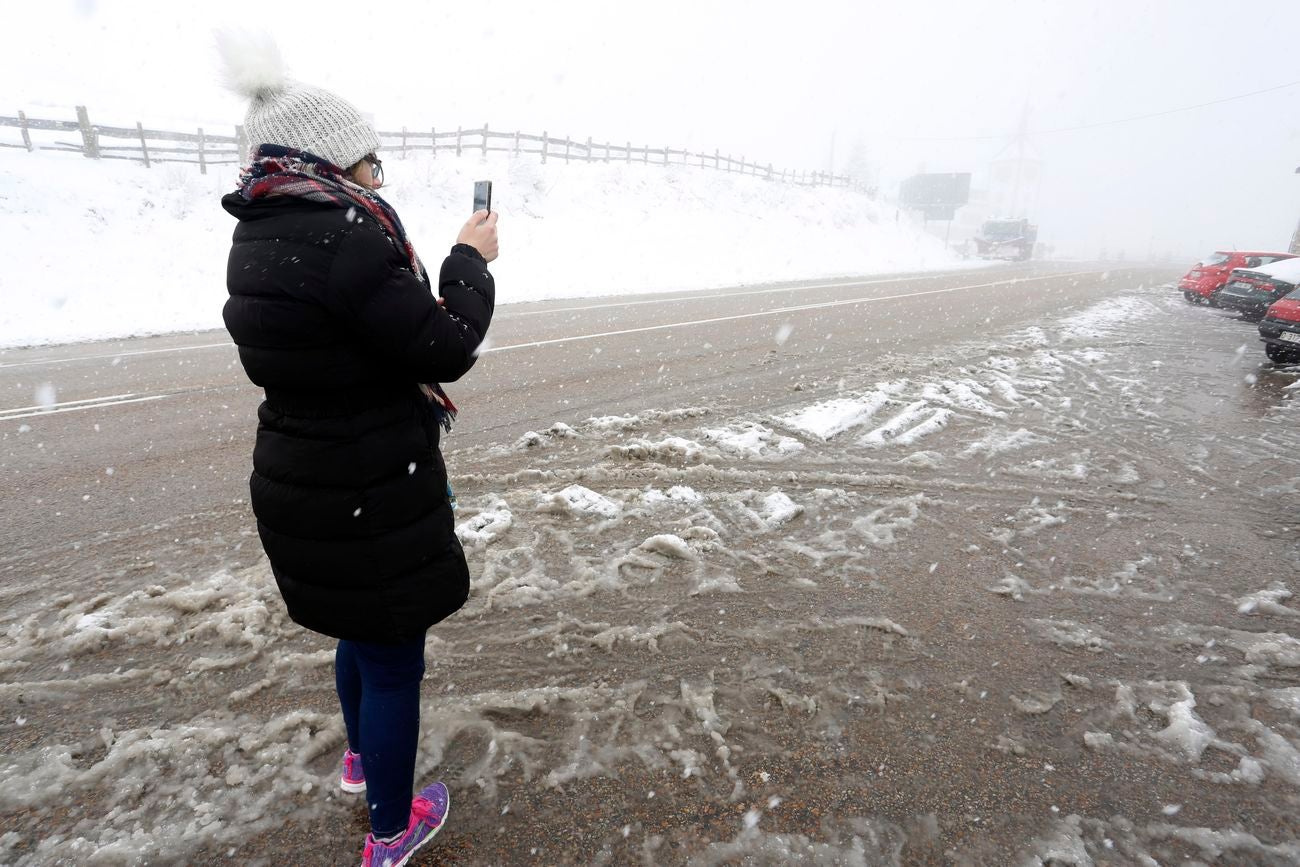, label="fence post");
[401,126,408,158]
[605,141,610,162]
[197,127,207,175]
[17,110,32,151]
[431,127,436,159]
[76,105,98,159]
[714,148,720,169]
[586,136,592,162]
[664,145,670,167]
[564,135,570,163]
[625,141,631,164]
[541,130,547,164]
[767,163,773,180]
[136,121,150,168]
[482,122,489,157]
[455,126,462,157]
[235,124,248,161]
[514,130,520,156]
